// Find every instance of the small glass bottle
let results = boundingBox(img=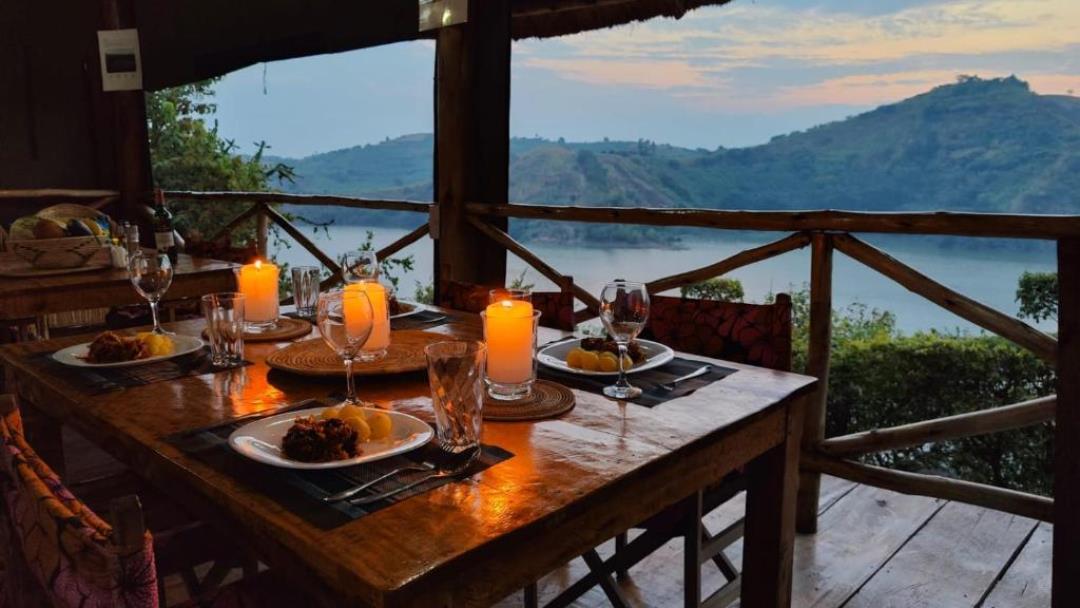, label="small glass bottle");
[152,189,178,263]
